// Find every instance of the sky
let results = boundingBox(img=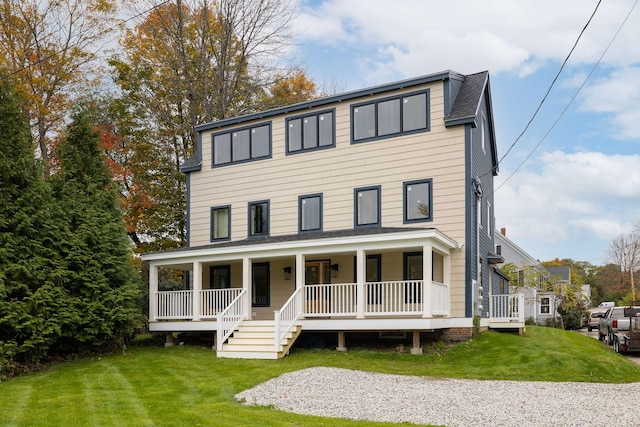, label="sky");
[287,0,640,266]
